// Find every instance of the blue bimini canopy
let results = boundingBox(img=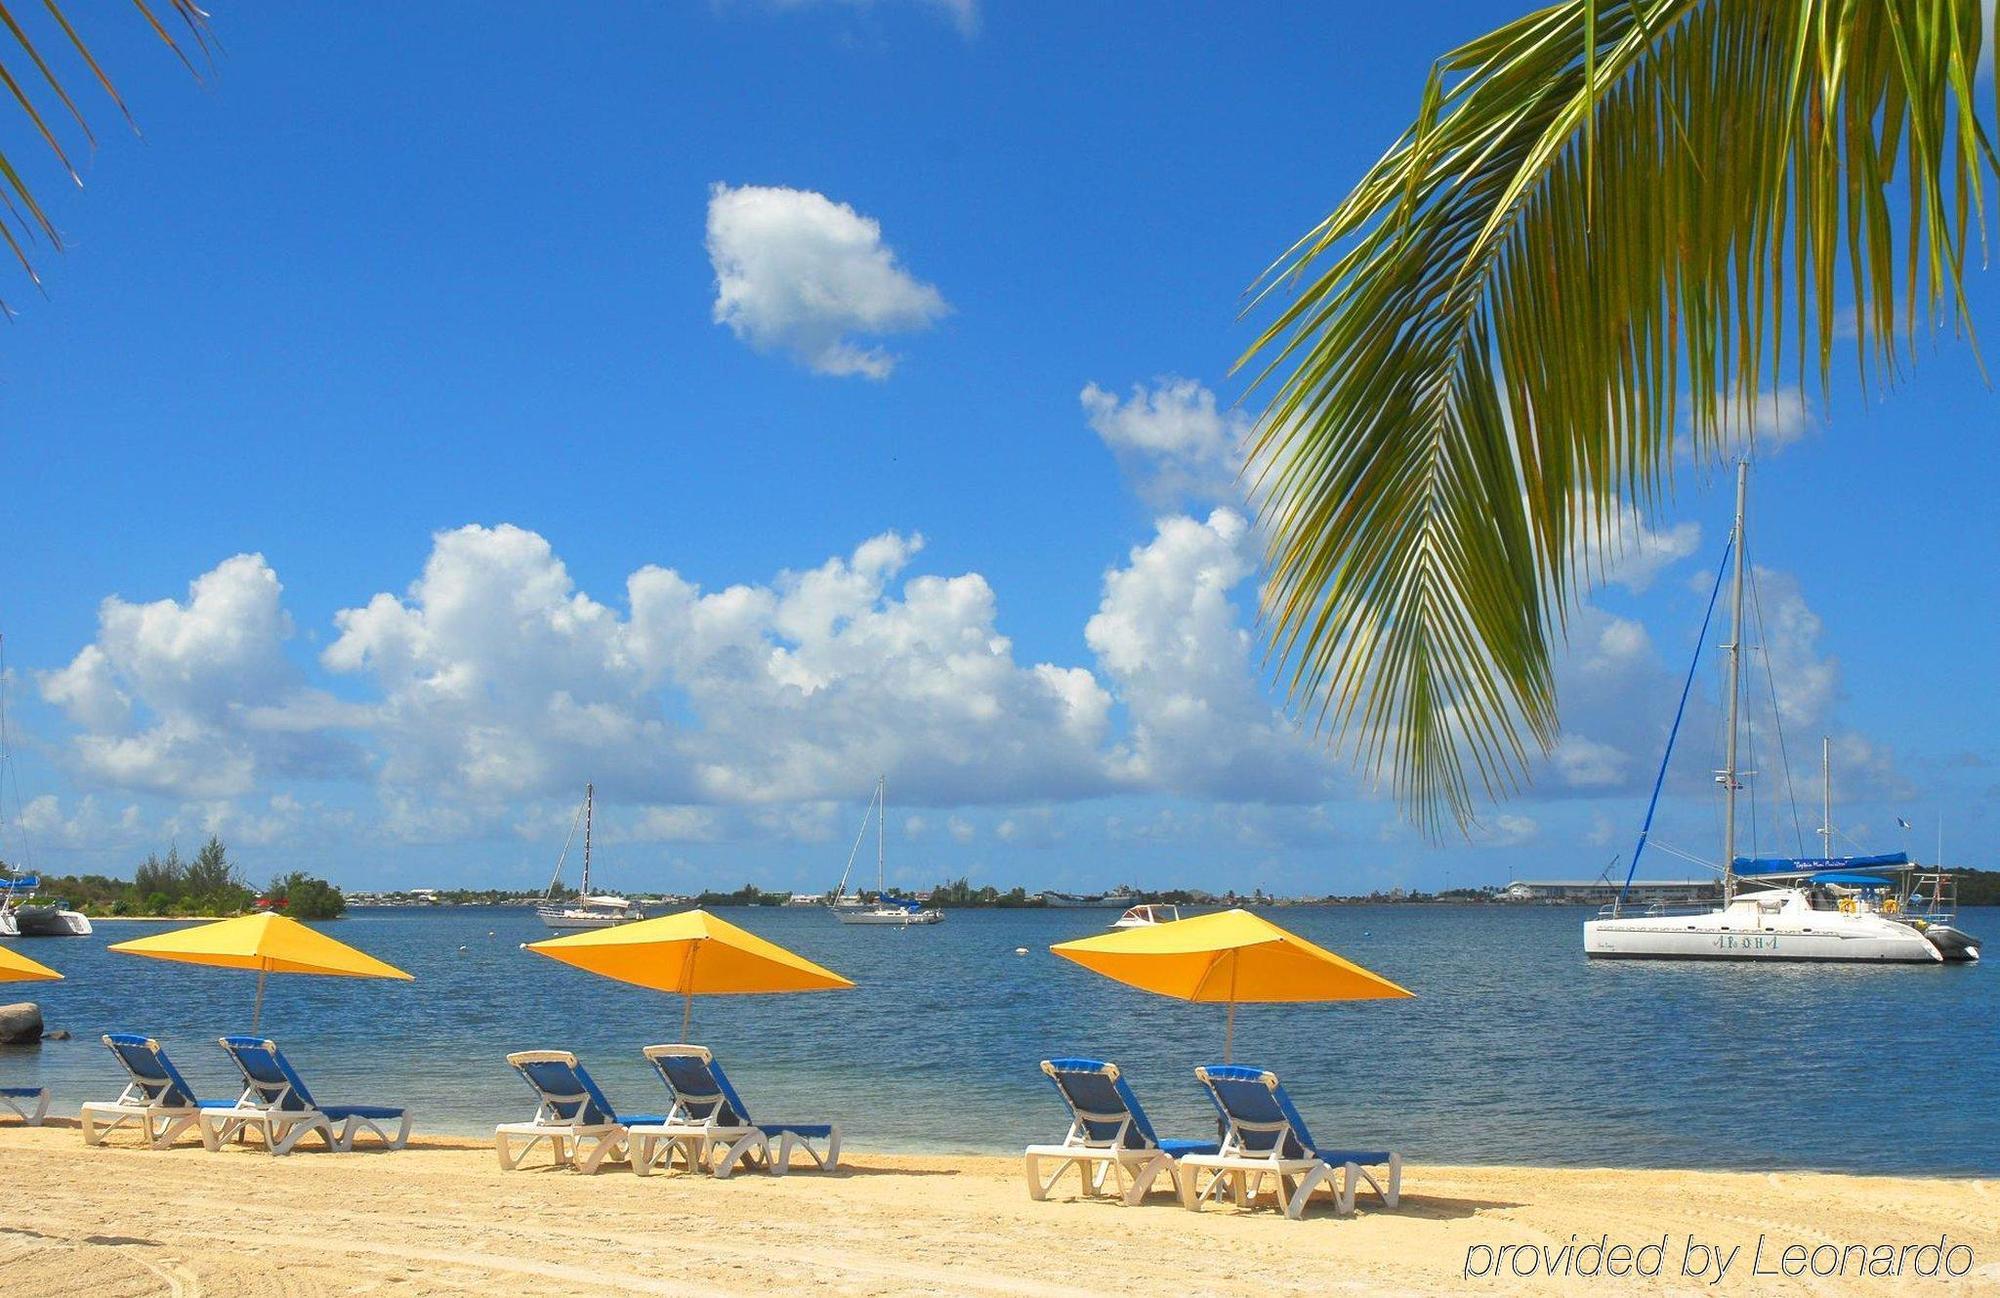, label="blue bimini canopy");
[1733,852,1910,877]
[0,875,38,892]
[1810,873,1893,887]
